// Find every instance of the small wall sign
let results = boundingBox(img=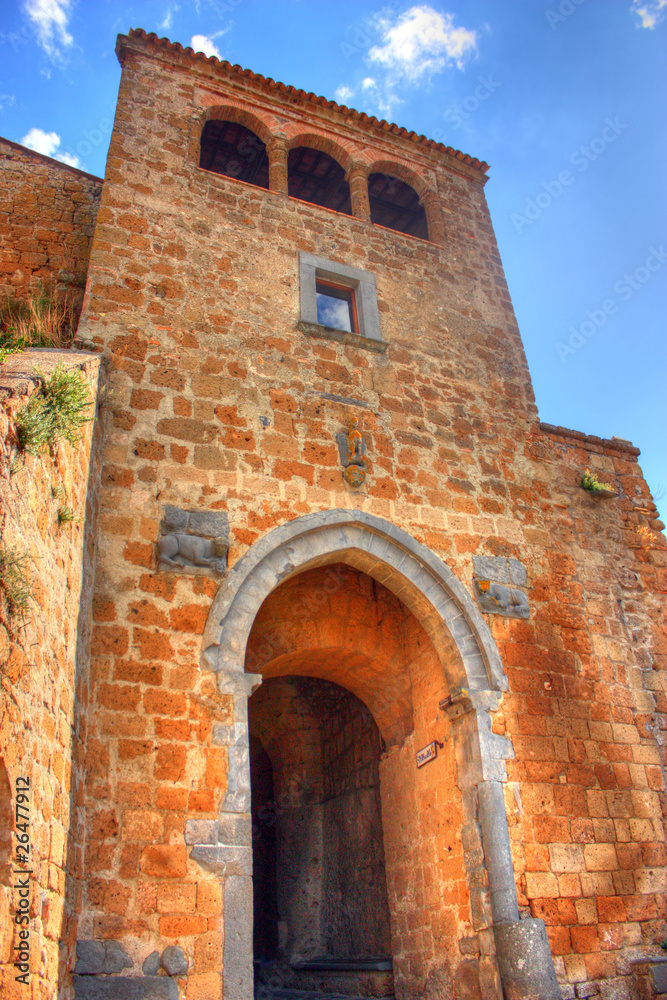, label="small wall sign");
[416,740,443,768]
